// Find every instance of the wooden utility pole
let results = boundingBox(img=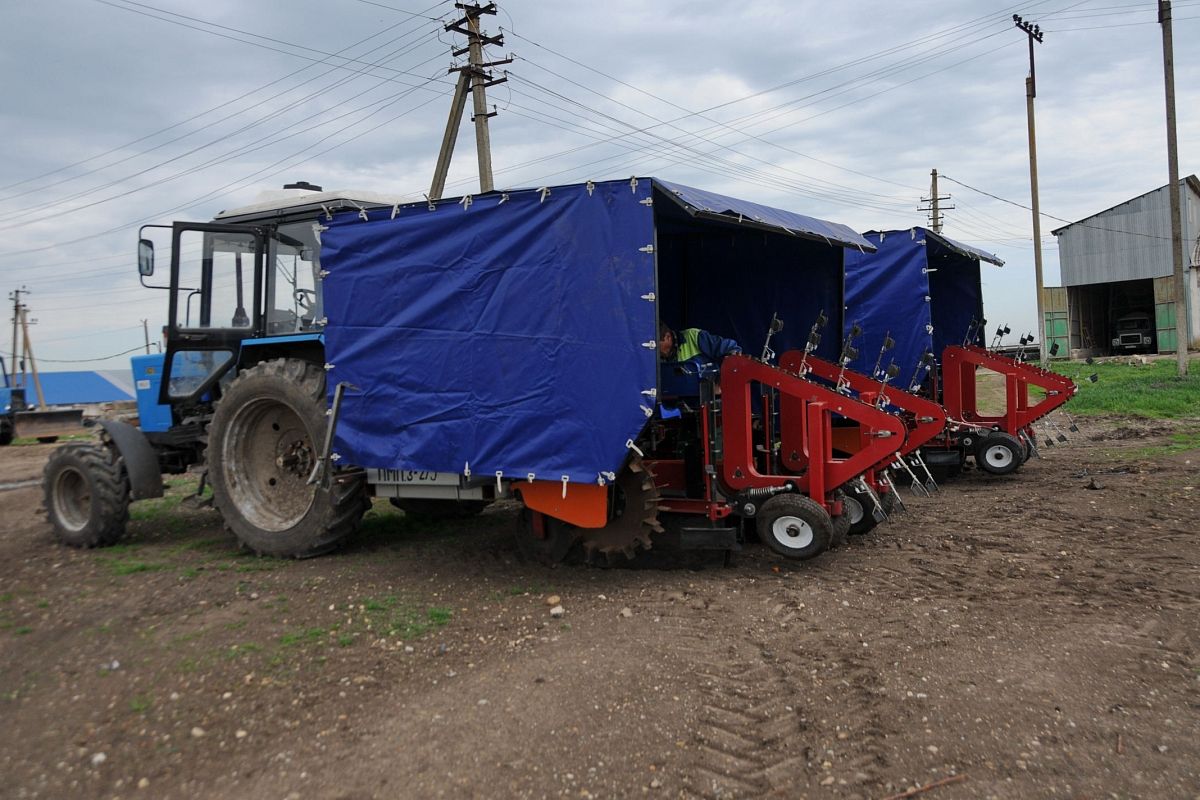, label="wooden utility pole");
[1014,15,1048,363]
[919,169,953,233]
[1159,0,1189,376]
[430,3,510,199]
[19,306,45,408]
[142,318,151,354]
